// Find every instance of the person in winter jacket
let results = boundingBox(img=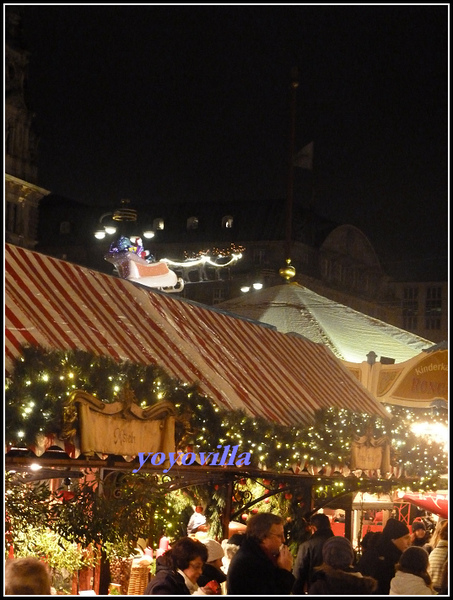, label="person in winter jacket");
[145,536,208,595]
[390,546,435,595]
[308,536,377,595]
[226,512,294,595]
[355,517,411,595]
[292,513,334,594]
